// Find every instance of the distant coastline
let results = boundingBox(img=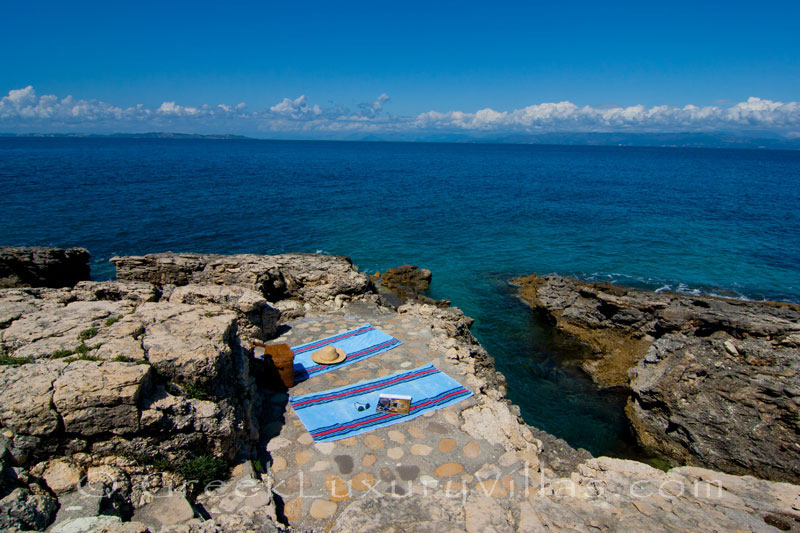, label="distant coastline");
[0,131,250,140]
[1,131,799,150]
